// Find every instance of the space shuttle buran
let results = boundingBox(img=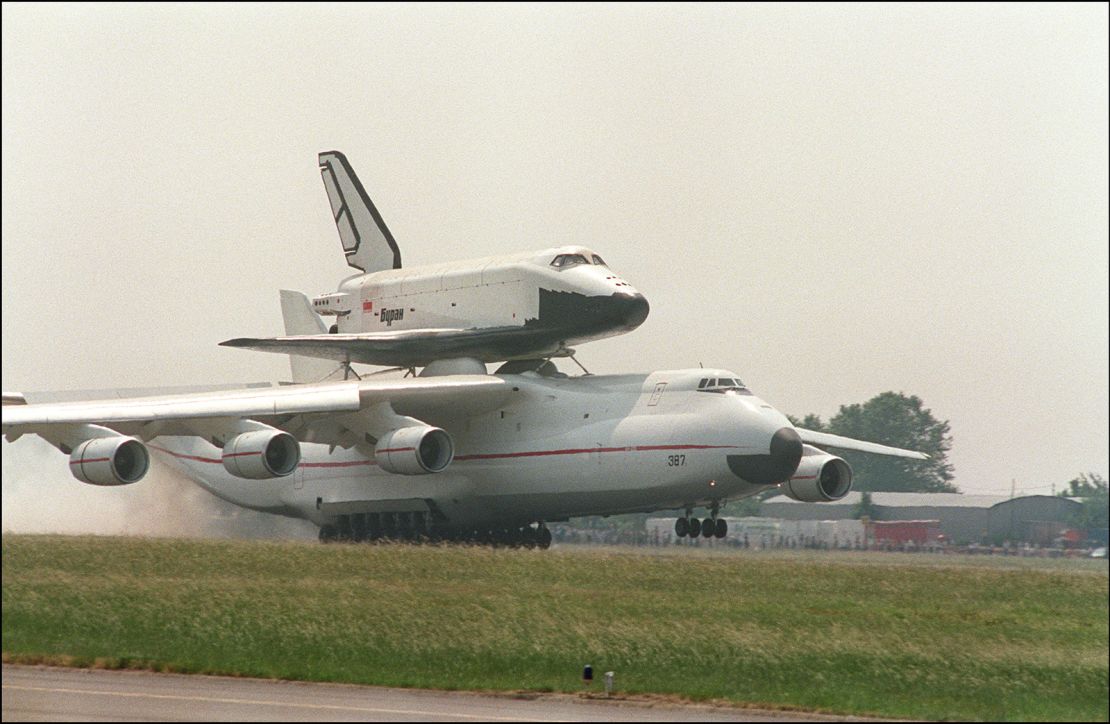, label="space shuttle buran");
[222,151,650,375]
[2,152,926,546]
